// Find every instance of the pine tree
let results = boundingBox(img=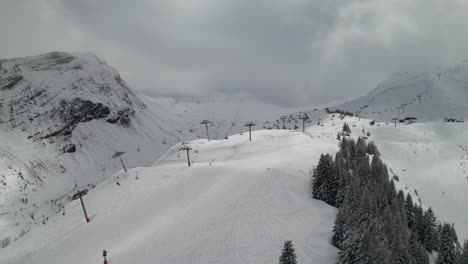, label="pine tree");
[314,138,461,264]
[384,206,412,264]
[422,207,438,252]
[339,137,350,162]
[338,224,362,264]
[409,231,430,264]
[312,154,338,206]
[335,171,349,208]
[353,149,370,187]
[439,223,456,264]
[342,122,351,134]
[355,137,368,159]
[332,177,359,249]
[405,194,416,231]
[396,191,408,227]
[347,138,357,165]
[414,204,424,241]
[450,225,461,249]
[436,223,444,251]
[279,240,297,264]
[457,240,468,264]
[334,152,350,207]
[332,202,348,249]
[355,217,392,264]
[366,141,380,156]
